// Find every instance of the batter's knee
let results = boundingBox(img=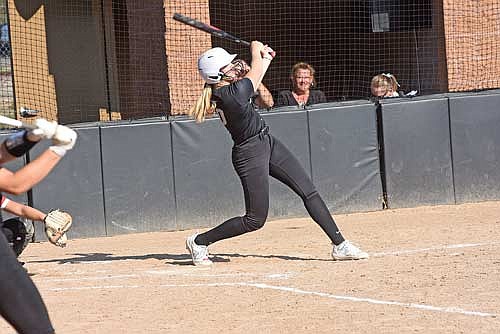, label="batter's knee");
[241,215,267,232]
